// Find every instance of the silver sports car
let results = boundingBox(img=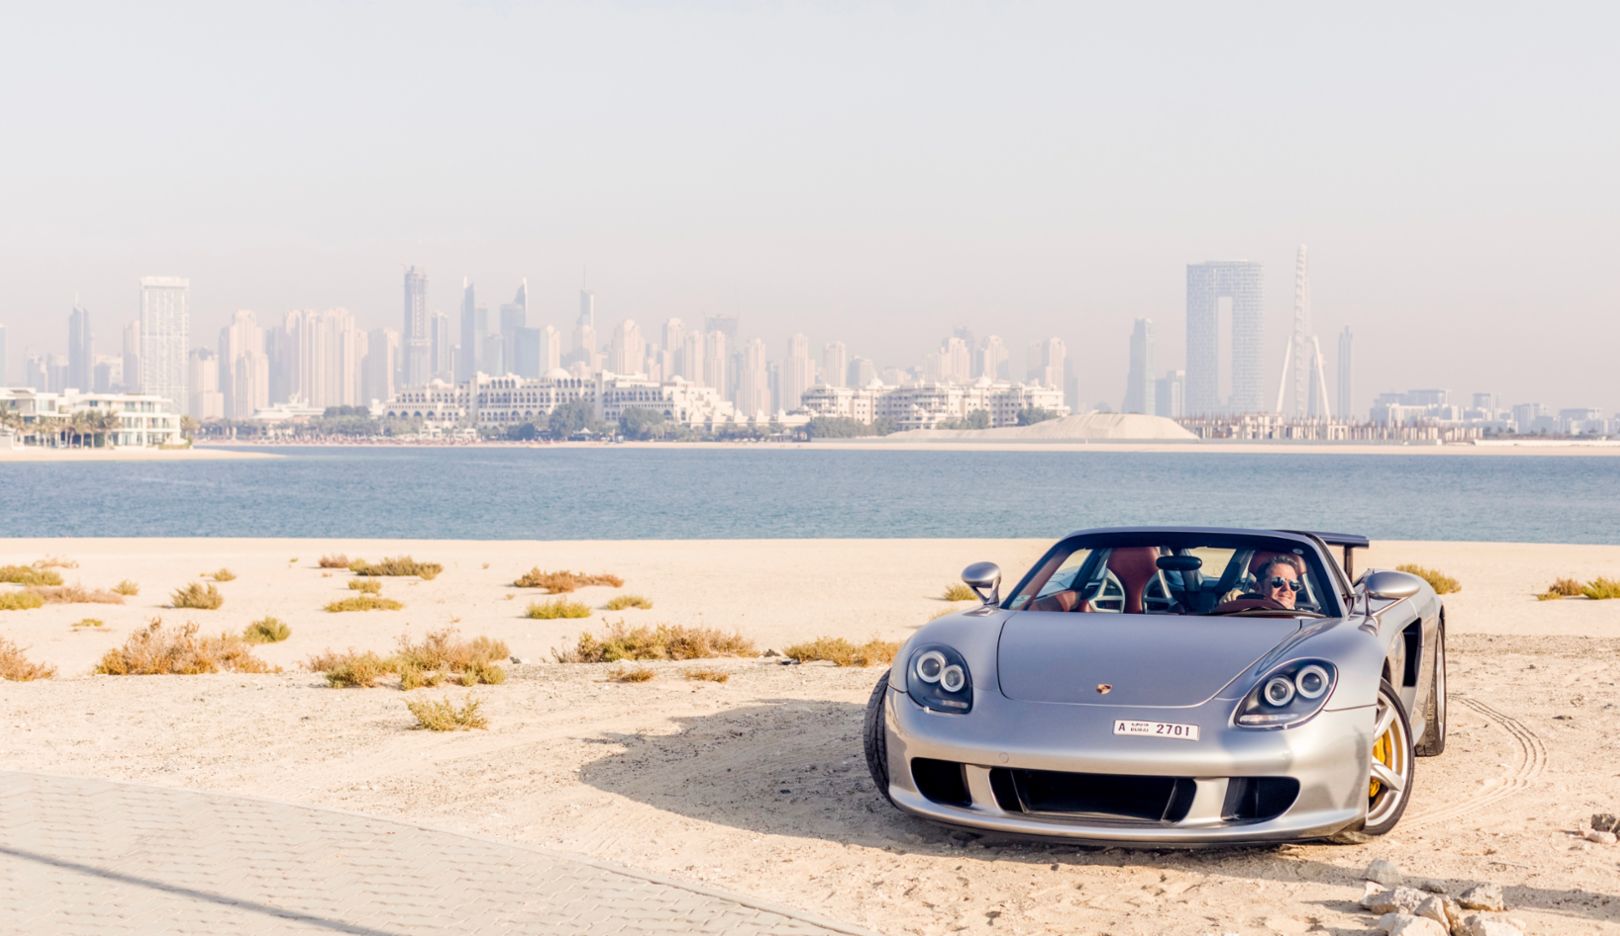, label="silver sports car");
[865,527,1447,845]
